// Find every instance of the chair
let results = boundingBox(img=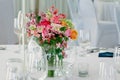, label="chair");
[95,2,118,48]
[67,0,83,30]
[67,0,118,48]
[114,6,120,44]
